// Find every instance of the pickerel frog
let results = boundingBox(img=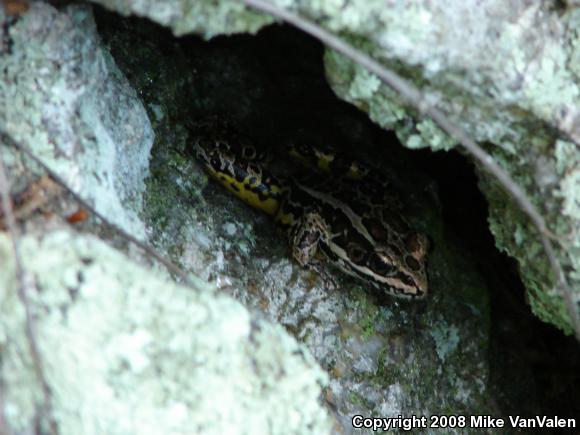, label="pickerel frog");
[189,122,429,299]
